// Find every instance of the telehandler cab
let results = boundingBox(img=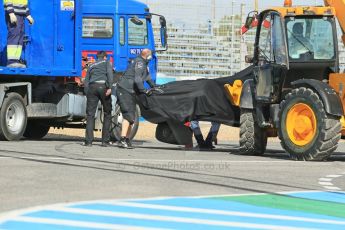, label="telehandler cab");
[228,0,345,160]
